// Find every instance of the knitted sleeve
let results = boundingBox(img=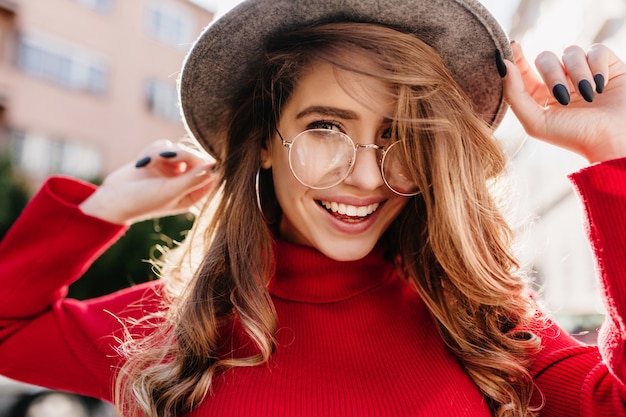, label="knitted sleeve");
[0,176,163,402]
[529,158,626,416]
